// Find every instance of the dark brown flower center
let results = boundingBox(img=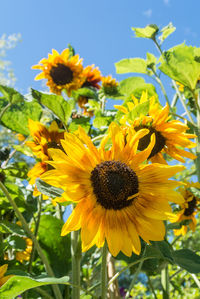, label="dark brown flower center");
[134,125,166,159]
[50,63,73,85]
[47,141,62,150]
[90,161,139,210]
[184,197,197,216]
